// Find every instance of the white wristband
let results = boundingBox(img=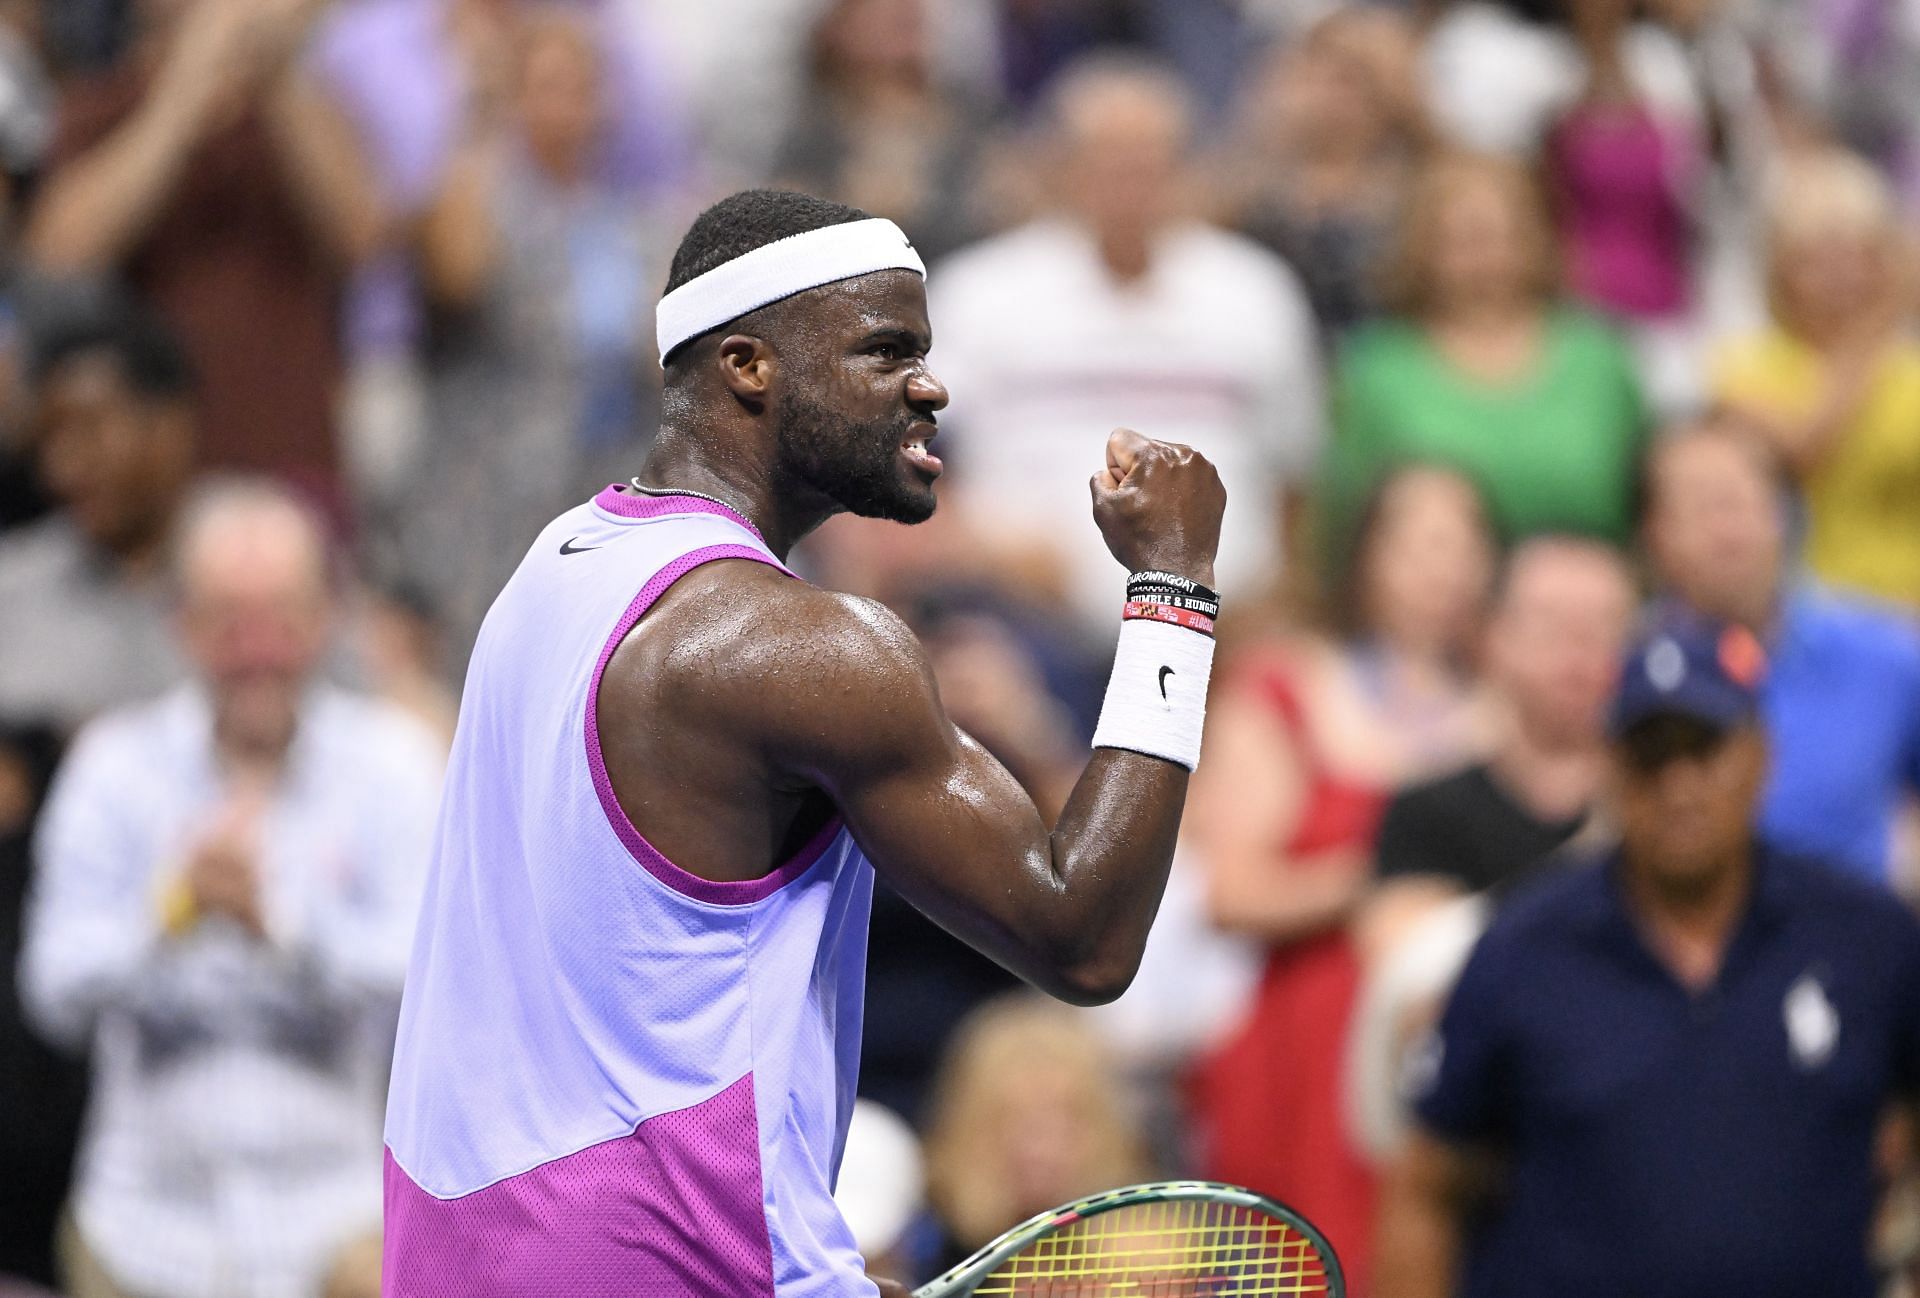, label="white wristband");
[1091,618,1215,770]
